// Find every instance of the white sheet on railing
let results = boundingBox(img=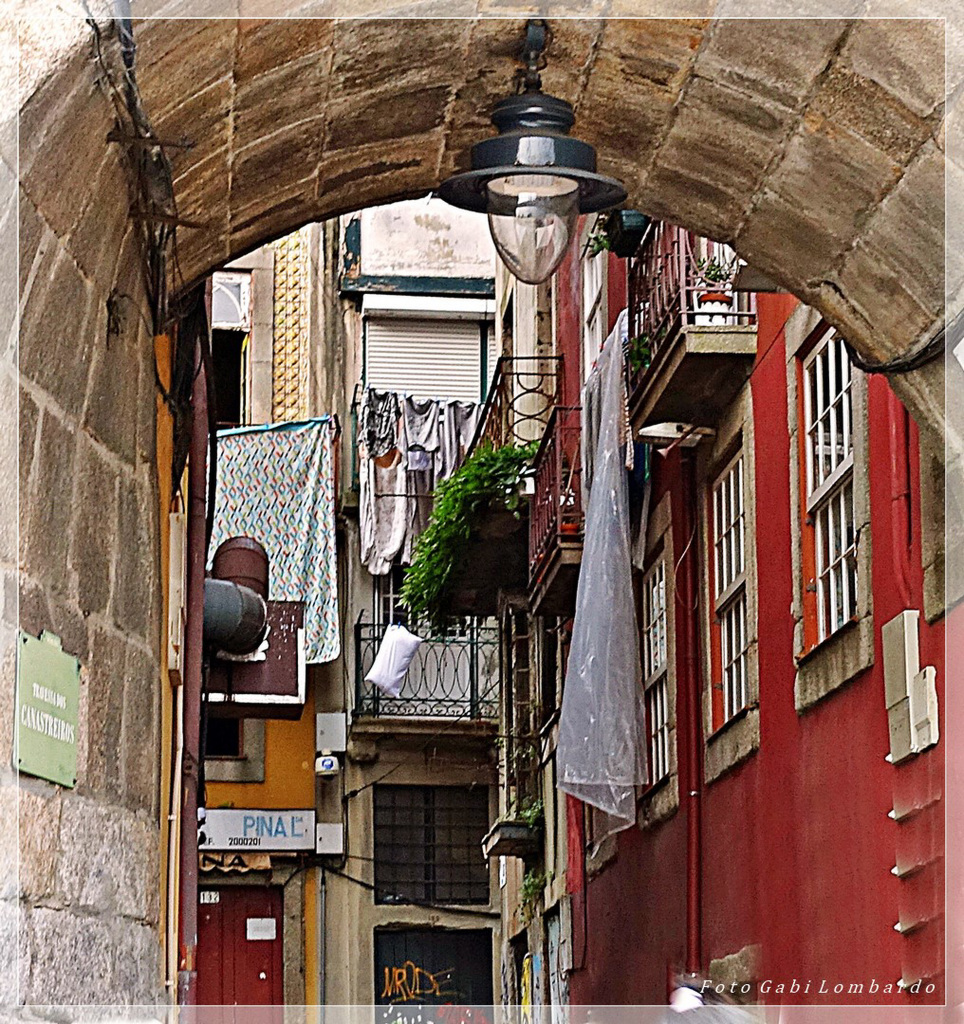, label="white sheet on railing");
[557,319,647,834]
